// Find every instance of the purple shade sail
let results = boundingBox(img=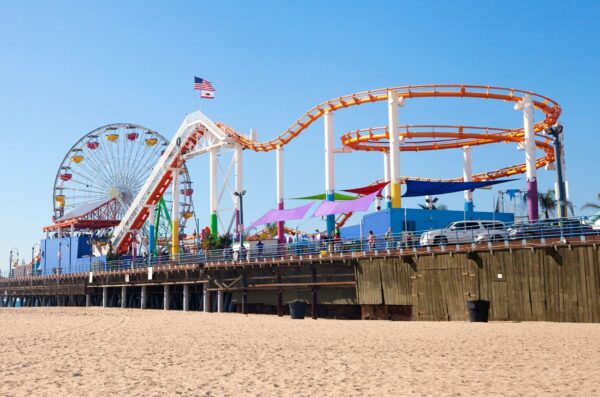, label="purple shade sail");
[311,191,379,217]
[247,203,314,230]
